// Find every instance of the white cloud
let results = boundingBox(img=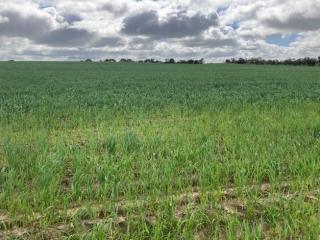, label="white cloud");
[0,0,319,61]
